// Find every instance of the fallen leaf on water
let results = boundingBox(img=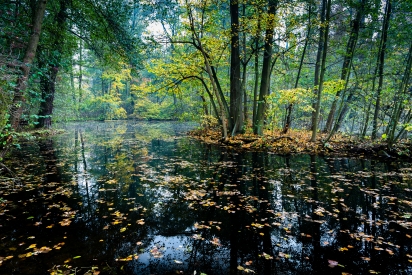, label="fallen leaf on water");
[38,246,52,253]
[211,238,221,246]
[59,219,72,226]
[261,252,273,259]
[328,260,338,268]
[27,244,37,249]
[278,252,290,258]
